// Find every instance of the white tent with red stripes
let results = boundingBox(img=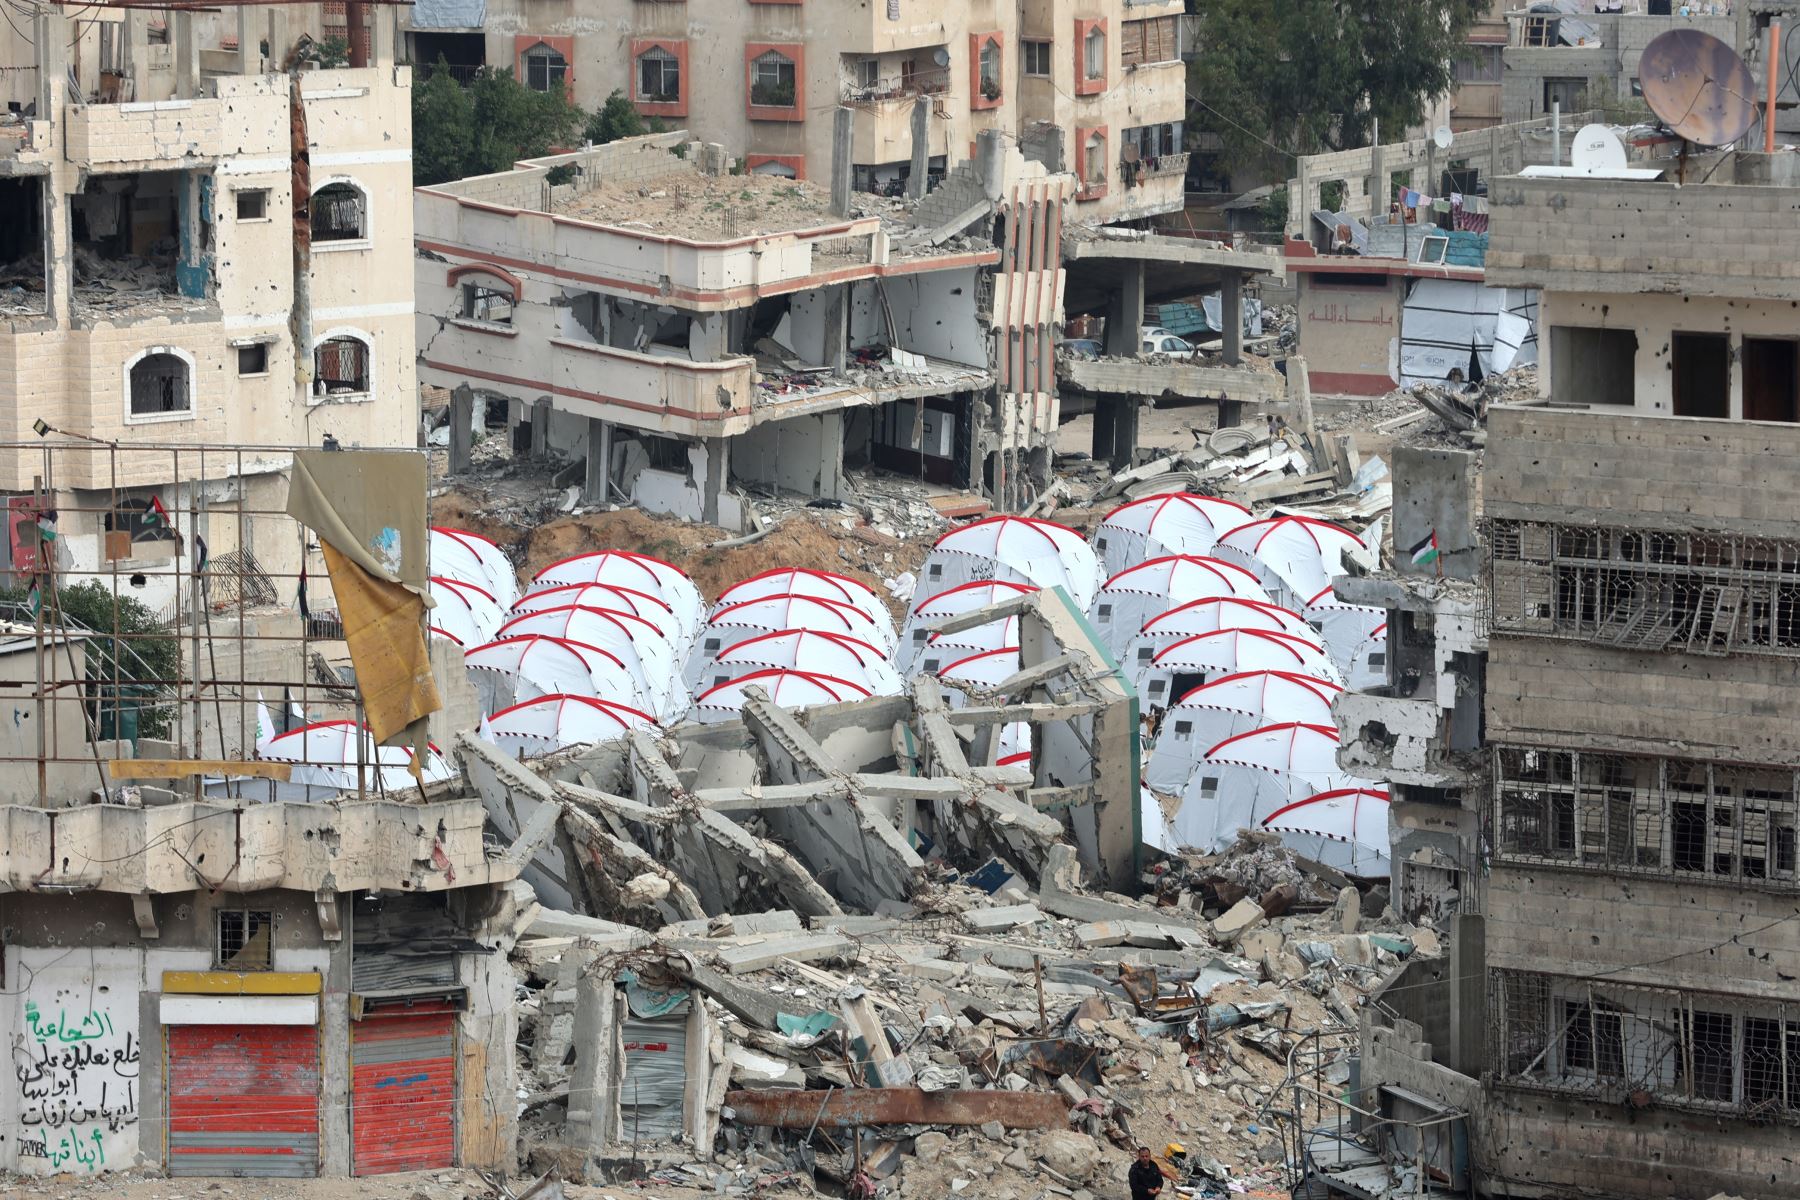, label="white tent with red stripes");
[1090,555,1271,660]
[714,569,895,647]
[483,694,655,758]
[699,630,904,697]
[1305,589,1389,681]
[897,579,1038,674]
[689,668,871,724]
[430,527,520,610]
[689,594,892,689]
[528,552,704,648]
[494,605,682,721]
[1346,620,1390,691]
[1122,596,1315,683]
[934,646,1030,769]
[256,719,456,792]
[1091,494,1252,576]
[1135,627,1340,712]
[921,516,1102,610]
[1144,670,1343,796]
[1261,787,1392,876]
[1211,515,1369,616]
[914,613,1020,679]
[428,575,506,648]
[1168,721,1387,873]
[510,582,690,655]
[463,634,652,715]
